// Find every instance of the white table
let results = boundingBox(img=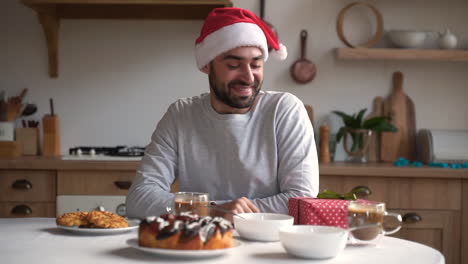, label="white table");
[0,218,444,264]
